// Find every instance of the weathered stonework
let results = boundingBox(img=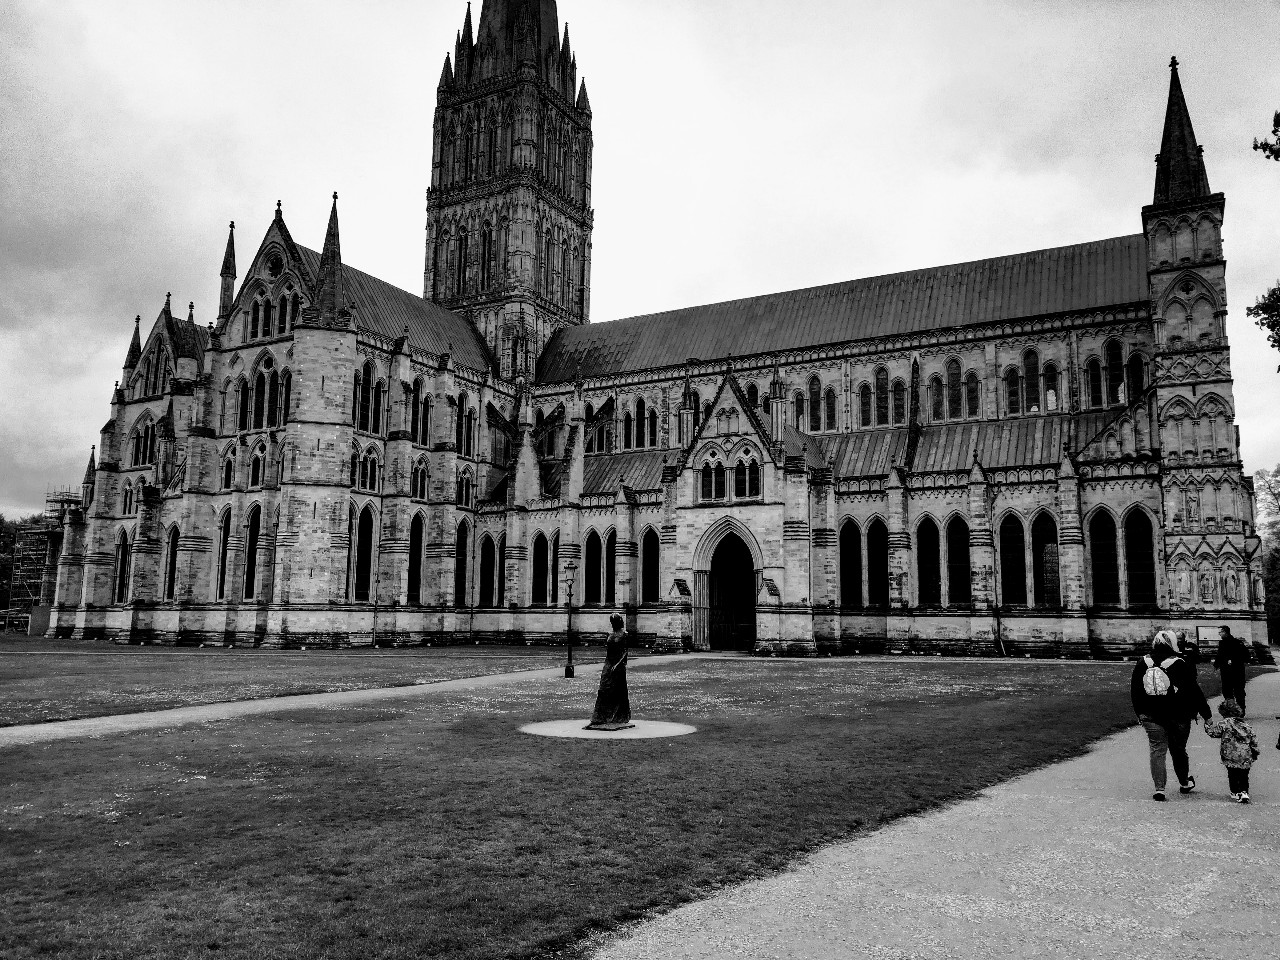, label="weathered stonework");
[48,12,1266,660]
